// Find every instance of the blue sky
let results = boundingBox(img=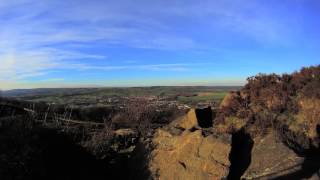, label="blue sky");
[0,0,319,89]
